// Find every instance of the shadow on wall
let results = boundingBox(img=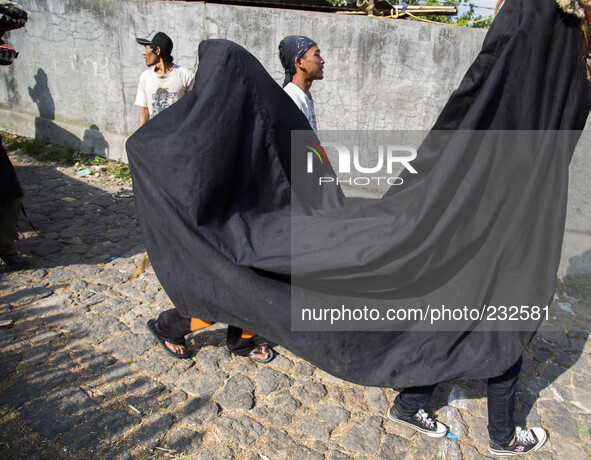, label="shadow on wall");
[82,124,109,158]
[28,68,110,158]
[566,248,591,275]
